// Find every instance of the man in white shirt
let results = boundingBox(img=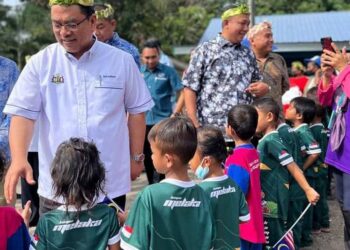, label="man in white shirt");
[3,0,153,213]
